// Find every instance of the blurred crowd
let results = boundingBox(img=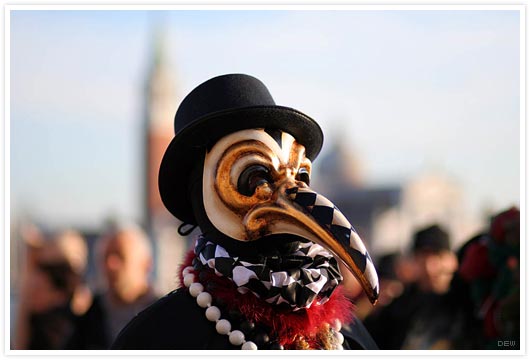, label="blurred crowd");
[356,206,520,350]
[12,222,158,350]
[11,206,520,350]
